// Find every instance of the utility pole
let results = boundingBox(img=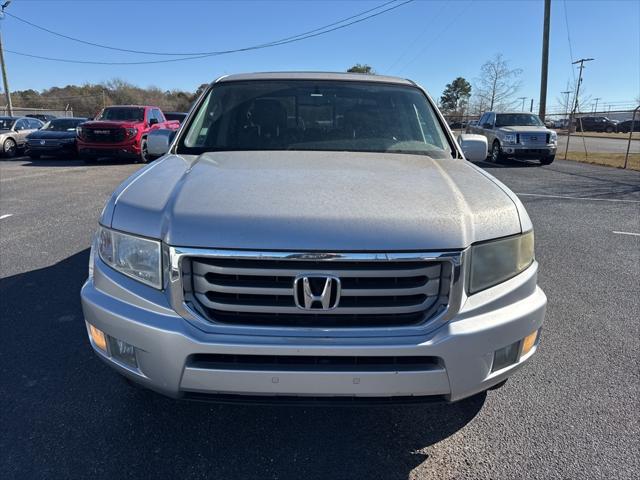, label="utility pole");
[518,97,527,112]
[530,98,534,112]
[593,97,601,113]
[538,0,551,121]
[0,1,13,116]
[561,90,572,122]
[564,58,594,160]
